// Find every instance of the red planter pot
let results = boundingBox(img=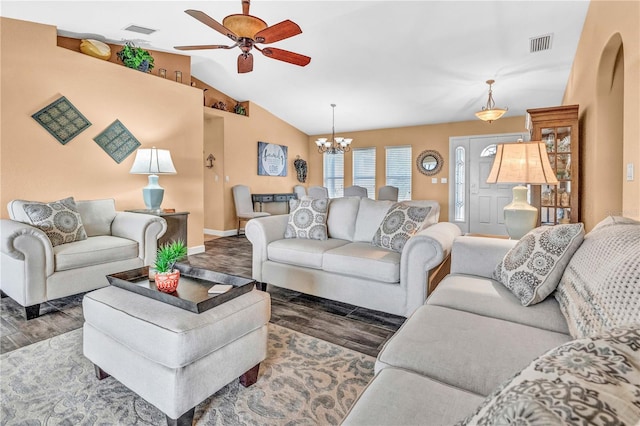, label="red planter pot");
[155,270,180,293]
